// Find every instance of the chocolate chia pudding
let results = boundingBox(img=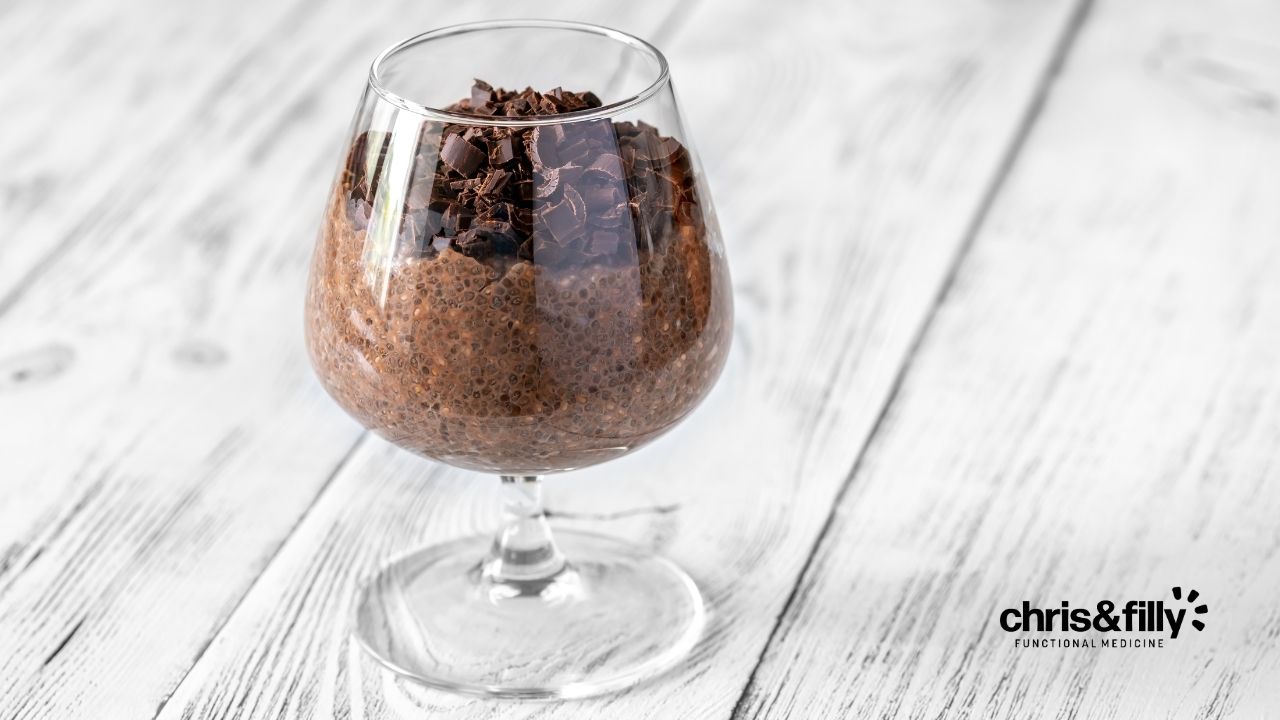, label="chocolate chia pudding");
[305,82,731,474]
